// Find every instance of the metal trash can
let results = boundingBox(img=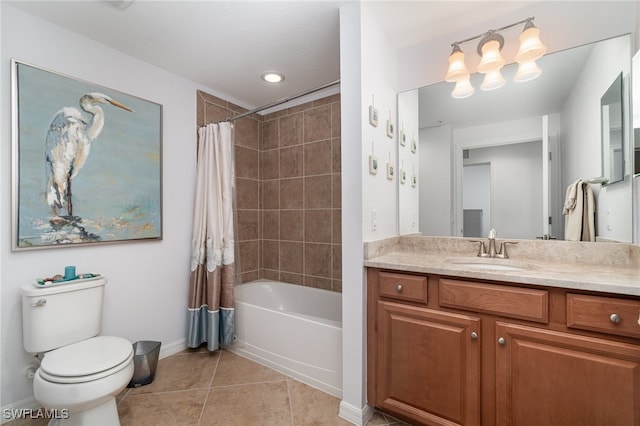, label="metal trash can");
[127,341,161,388]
